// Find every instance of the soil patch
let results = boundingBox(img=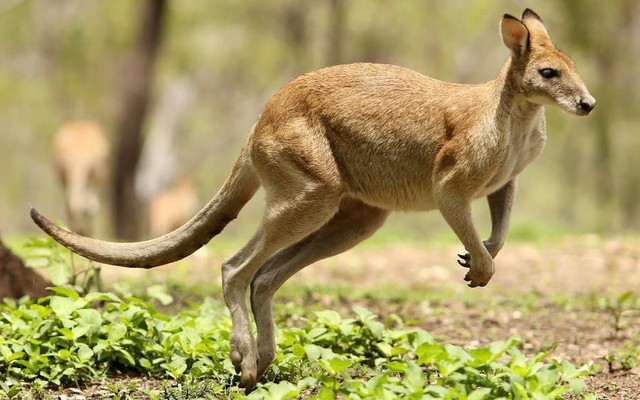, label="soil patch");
[44,237,640,398]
